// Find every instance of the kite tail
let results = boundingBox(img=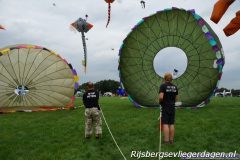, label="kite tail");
[81,32,87,73]
[106,3,111,28]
